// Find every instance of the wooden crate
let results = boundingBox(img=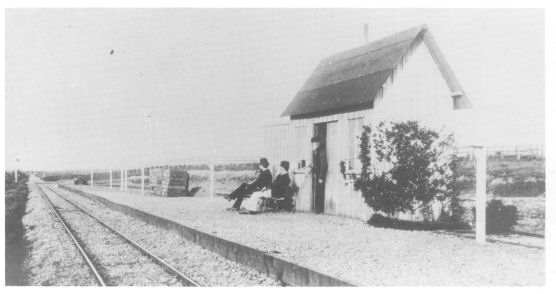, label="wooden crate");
[149,167,190,197]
